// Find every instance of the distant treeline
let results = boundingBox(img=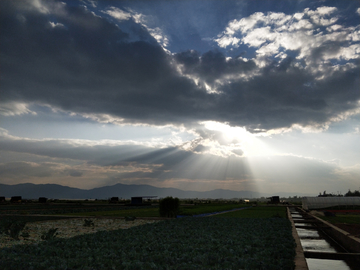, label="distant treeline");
[318,189,360,197]
[345,189,360,197]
